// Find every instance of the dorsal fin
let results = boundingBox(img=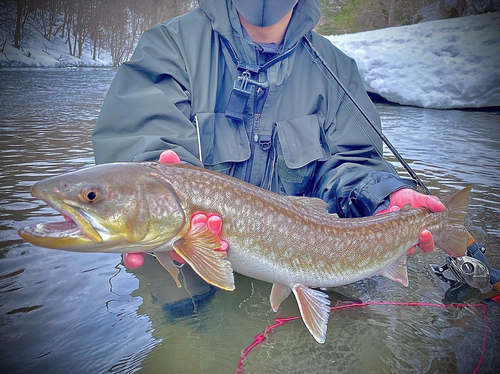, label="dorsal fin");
[400,203,412,212]
[288,196,338,218]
